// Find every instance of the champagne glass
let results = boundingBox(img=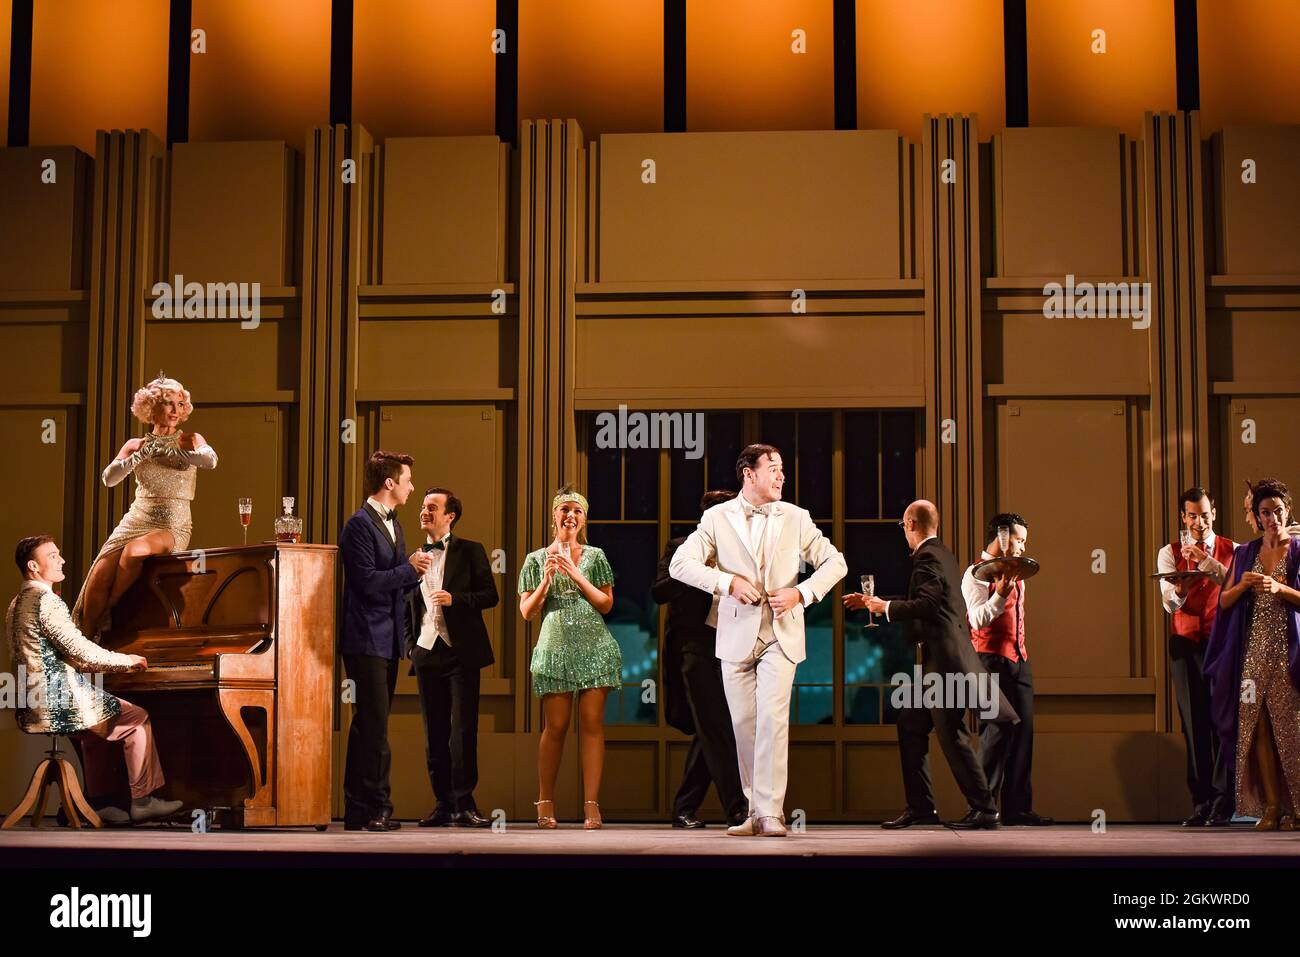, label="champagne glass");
[997,524,1012,557]
[1179,529,1194,572]
[238,497,252,545]
[558,540,575,625]
[861,574,878,628]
